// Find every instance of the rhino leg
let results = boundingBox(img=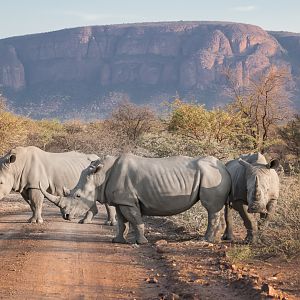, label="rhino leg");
[79,203,98,224]
[204,210,221,243]
[222,203,235,241]
[118,205,148,245]
[104,204,117,226]
[233,200,258,243]
[28,189,44,224]
[112,206,129,244]
[21,190,36,219]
